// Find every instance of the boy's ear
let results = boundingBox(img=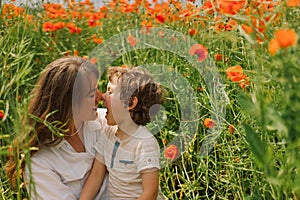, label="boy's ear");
[127,97,138,110]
